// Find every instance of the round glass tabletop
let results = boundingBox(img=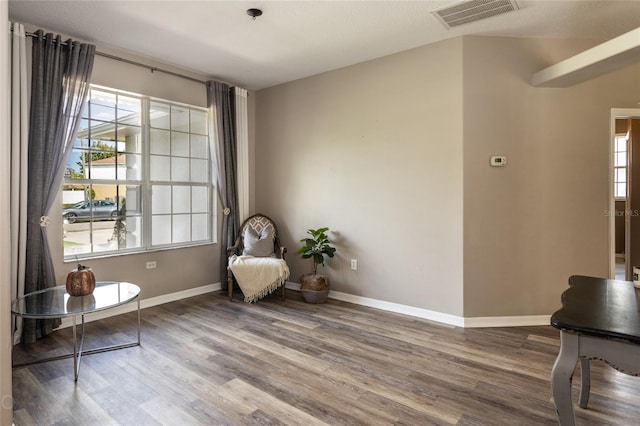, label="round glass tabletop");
[11,281,141,319]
